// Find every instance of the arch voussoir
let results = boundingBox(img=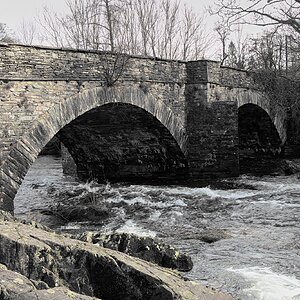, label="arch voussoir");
[1,85,185,212]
